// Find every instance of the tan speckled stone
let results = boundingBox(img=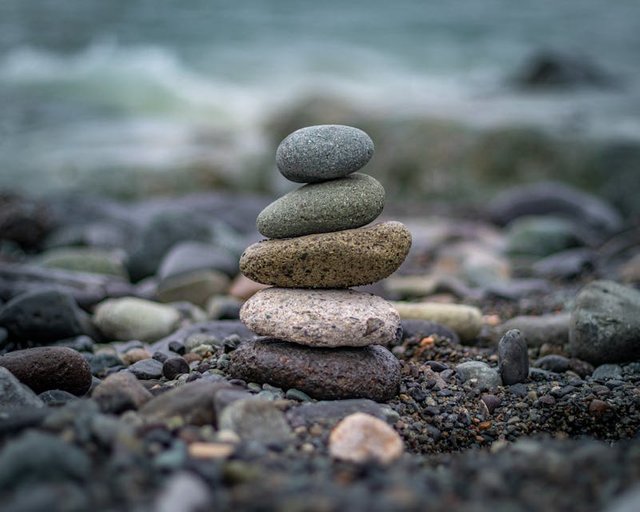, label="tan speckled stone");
[240,288,401,347]
[239,221,412,288]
